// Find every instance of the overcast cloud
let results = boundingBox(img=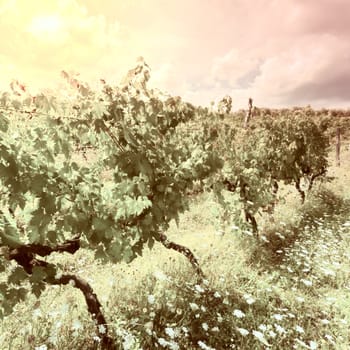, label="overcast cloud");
[0,0,349,109]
